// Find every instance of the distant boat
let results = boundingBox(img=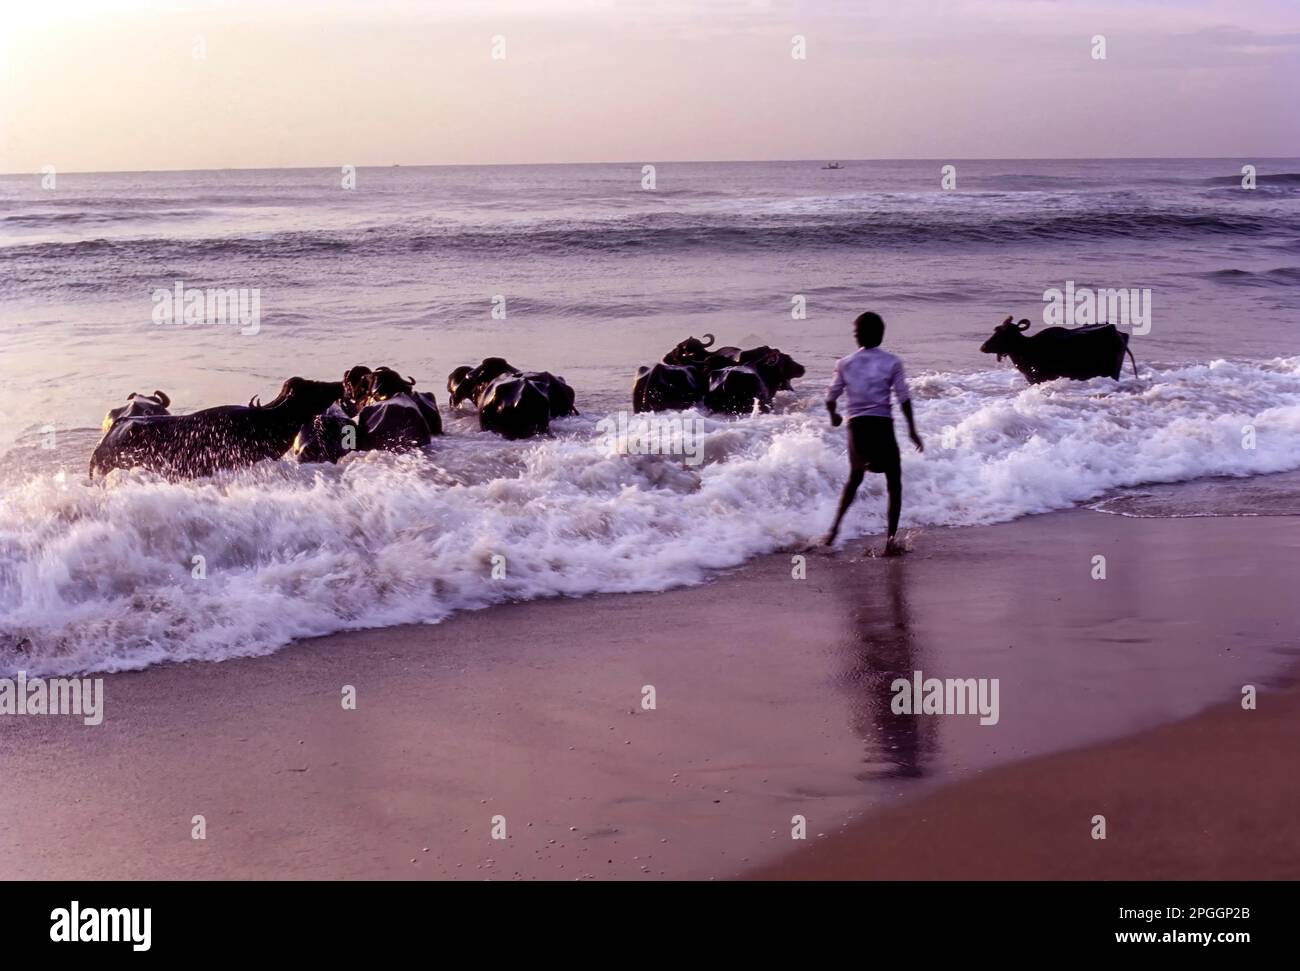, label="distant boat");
[822,162,843,170]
